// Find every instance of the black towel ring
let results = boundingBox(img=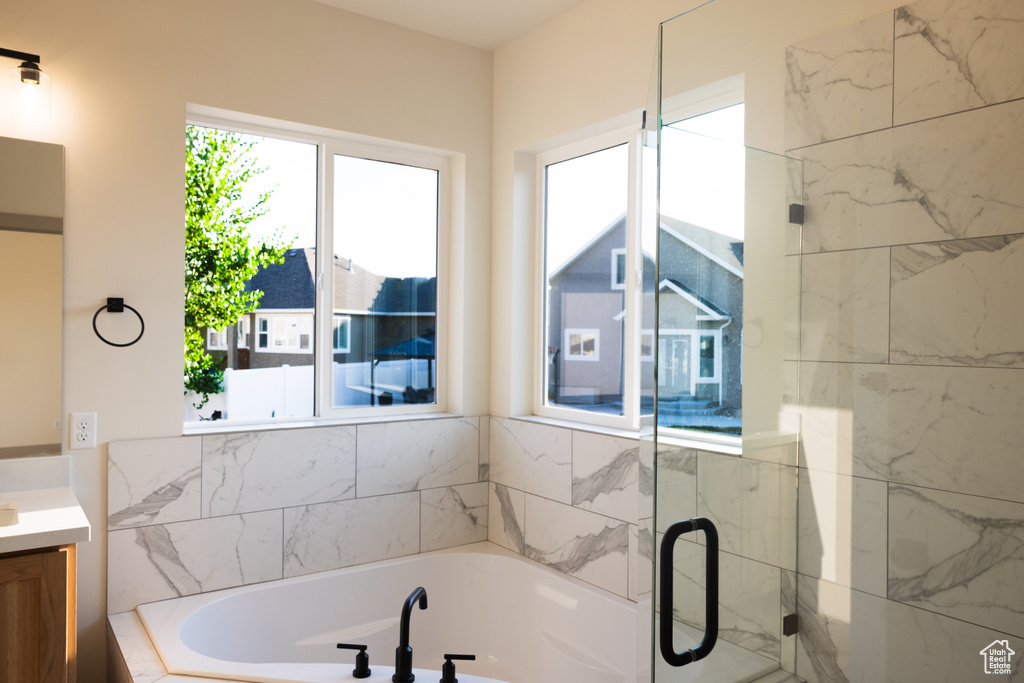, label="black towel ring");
[93,297,145,347]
